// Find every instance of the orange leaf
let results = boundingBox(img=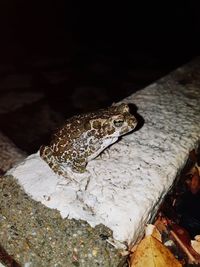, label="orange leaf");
[129,236,182,267]
[145,224,162,242]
